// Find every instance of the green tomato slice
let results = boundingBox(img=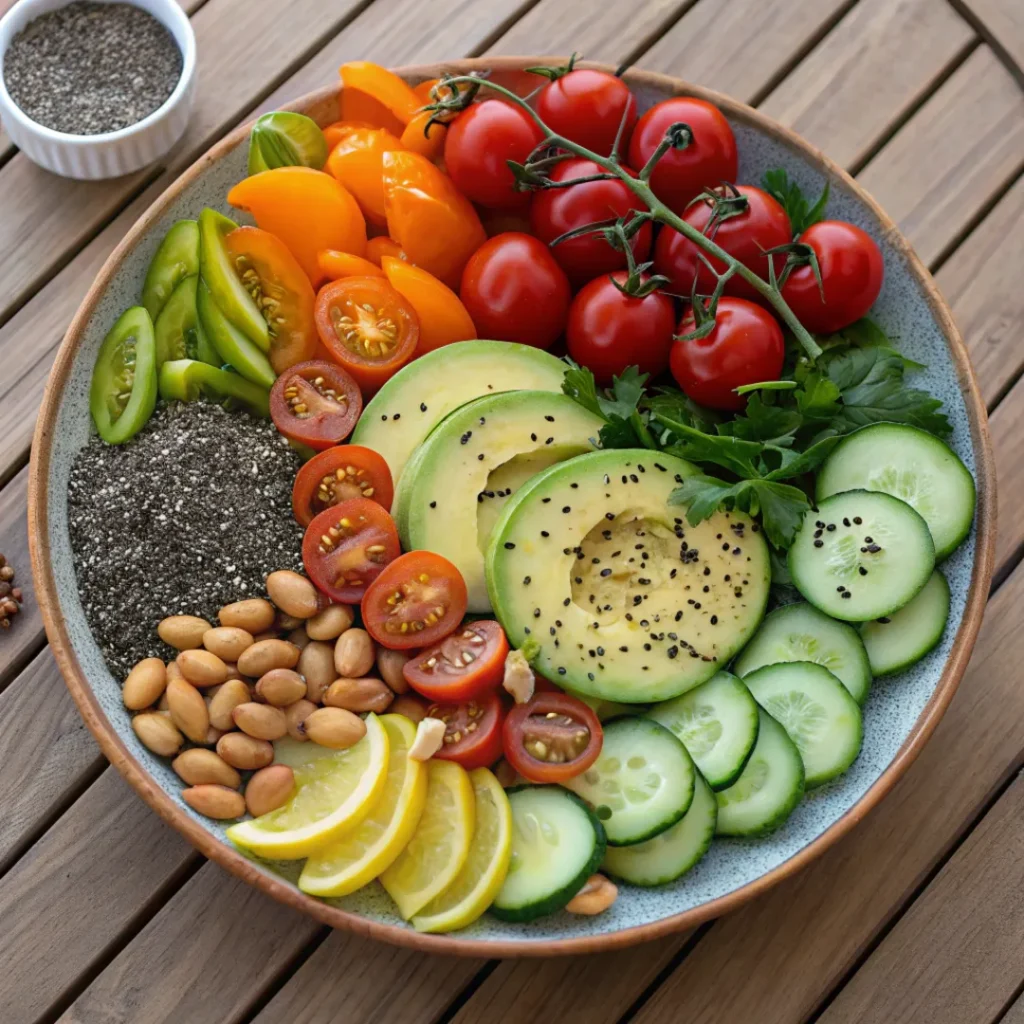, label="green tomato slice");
[89,306,158,445]
[197,207,269,351]
[154,274,219,368]
[196,279,276,390]
[159,359,270,418]
[141,219,200,321]
[248,111,328,175]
